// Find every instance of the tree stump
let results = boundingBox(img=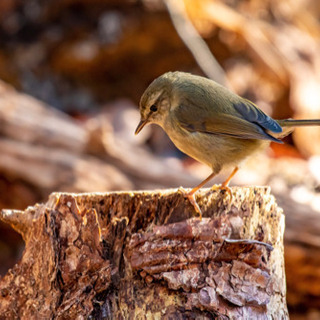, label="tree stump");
[0,187,288,319]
